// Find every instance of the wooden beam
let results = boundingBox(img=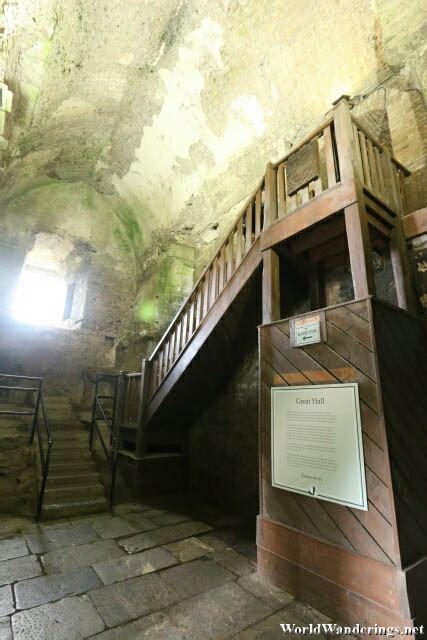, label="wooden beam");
[261,182,356,250]
[262,248,280,324]
[403,208,427,239]
[344,201,376,298]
